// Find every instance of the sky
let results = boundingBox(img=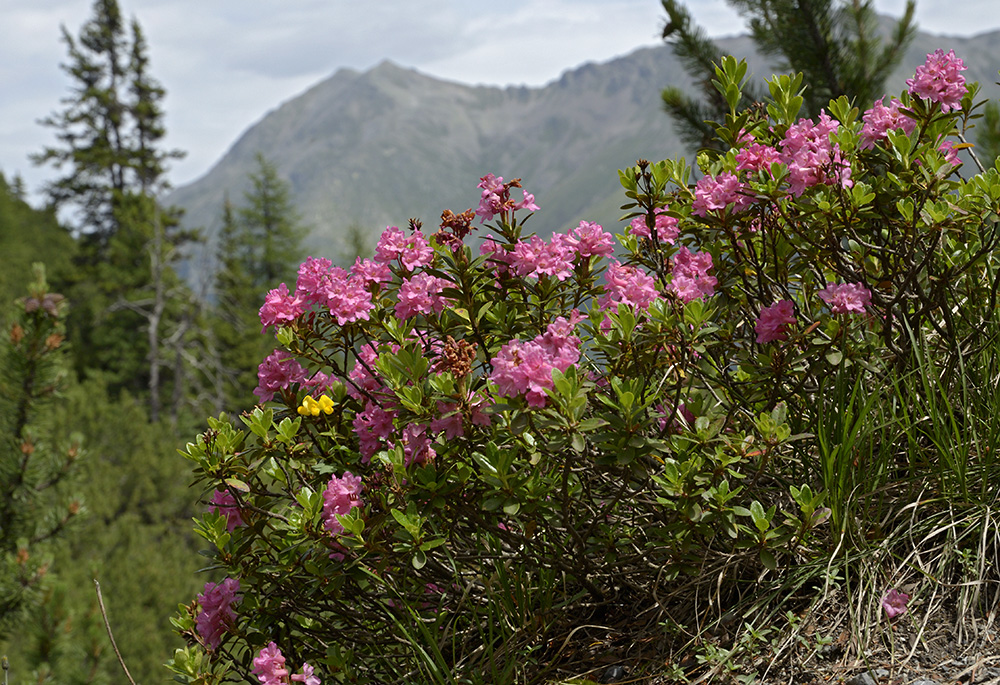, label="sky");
[2,0,999,202]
